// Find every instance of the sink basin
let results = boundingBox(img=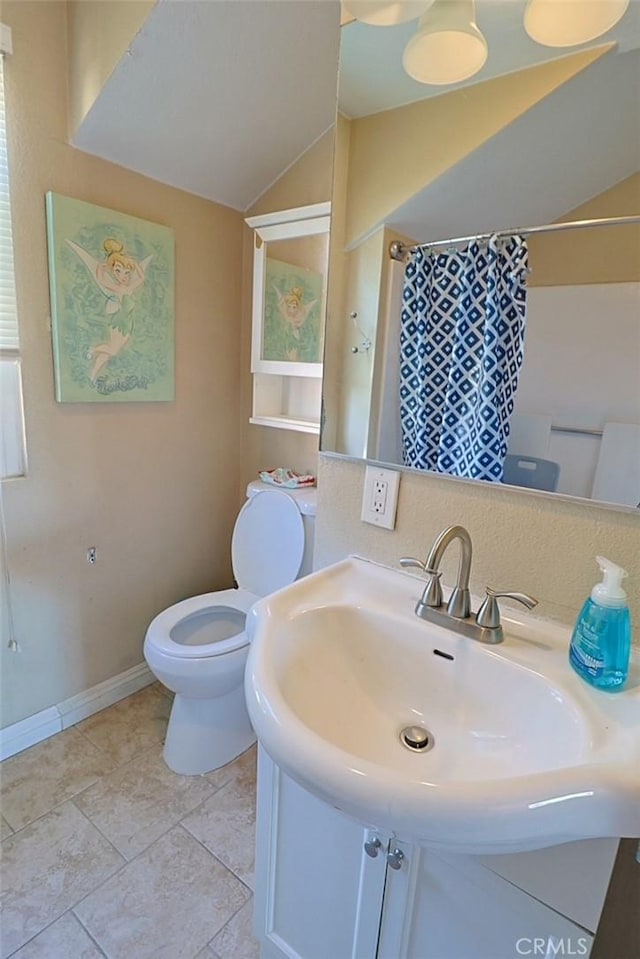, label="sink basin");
[245,556,640,853]
[277,605,590,781]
